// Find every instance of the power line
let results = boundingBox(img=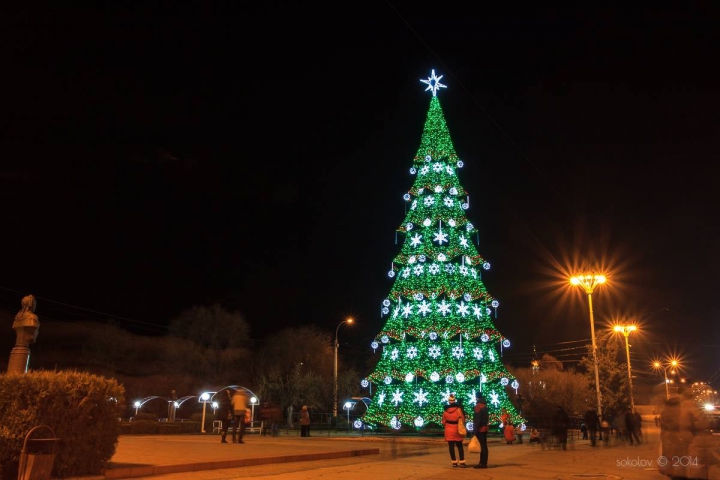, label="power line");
[0,285,170,334]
